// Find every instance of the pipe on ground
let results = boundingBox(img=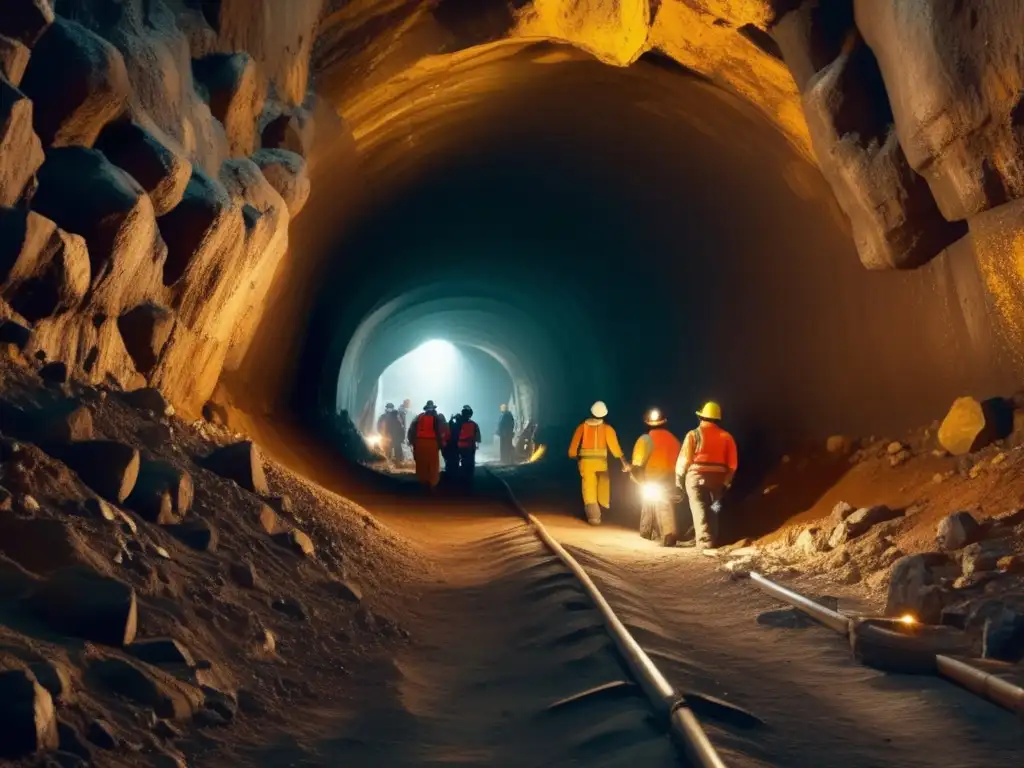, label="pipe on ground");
[489,471,727,768]
[743,571,1024,717]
